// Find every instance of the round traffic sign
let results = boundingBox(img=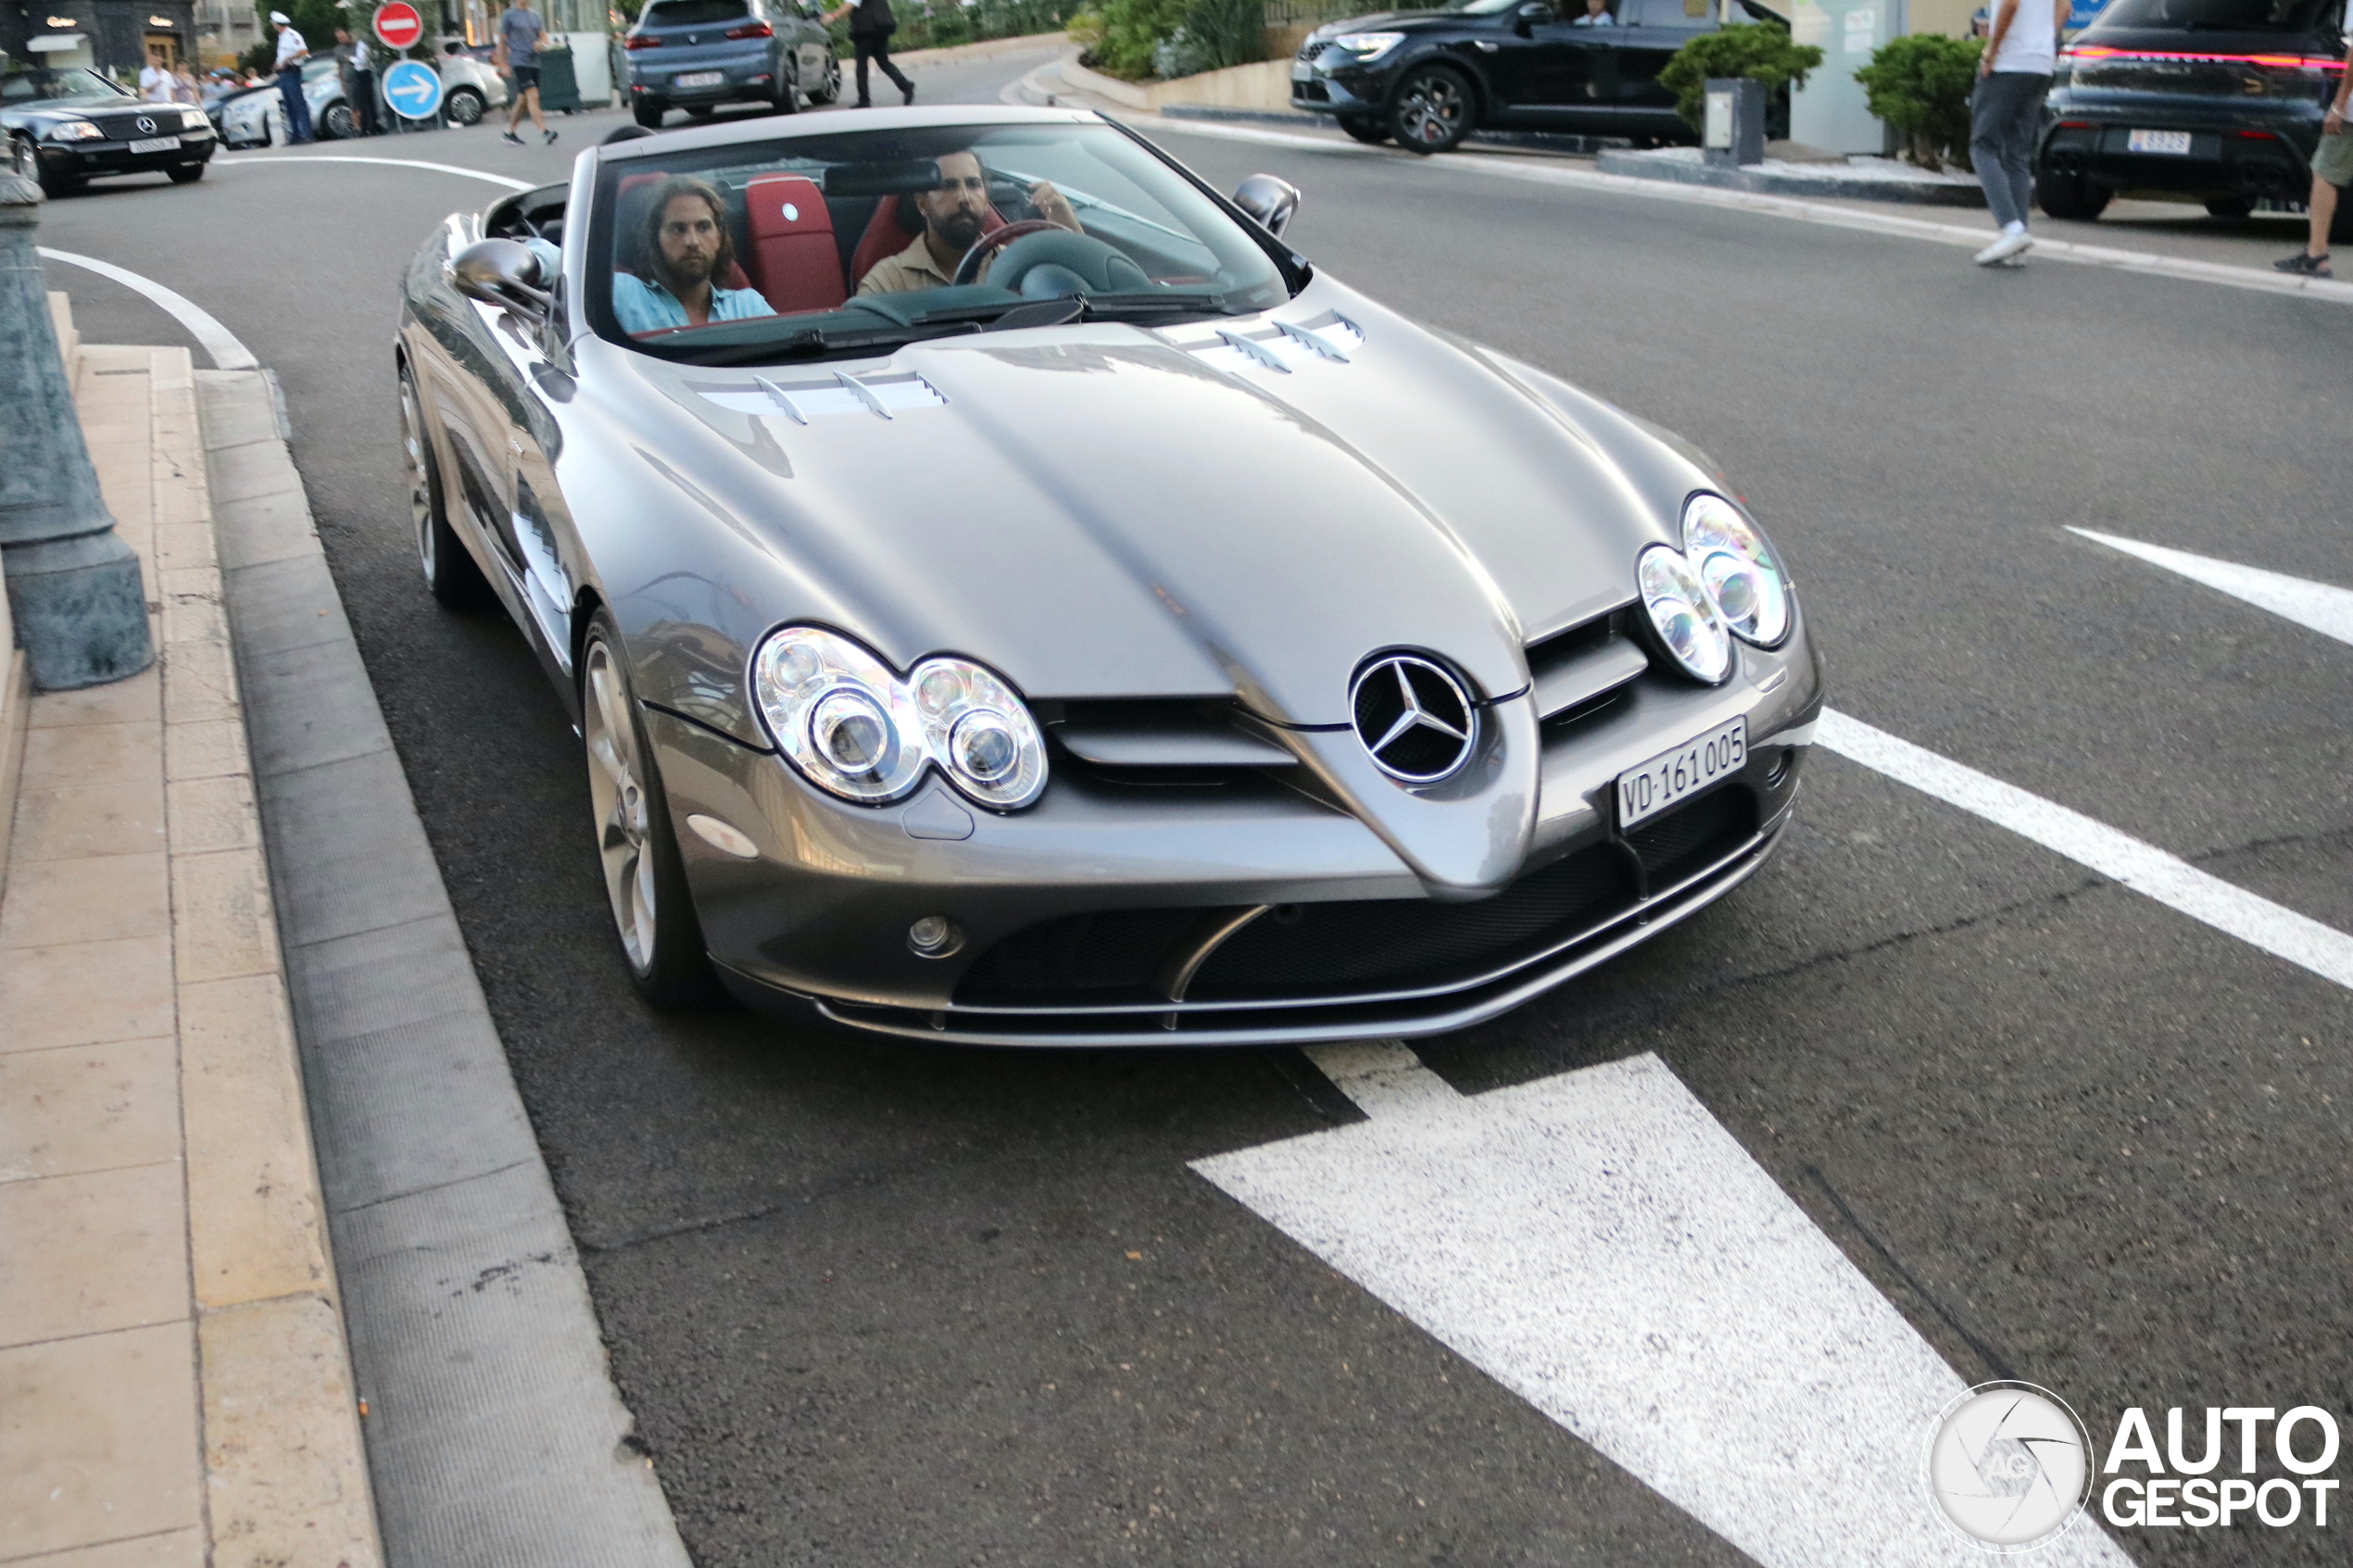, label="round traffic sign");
[381,57,444,119]
[372,1,424,50]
